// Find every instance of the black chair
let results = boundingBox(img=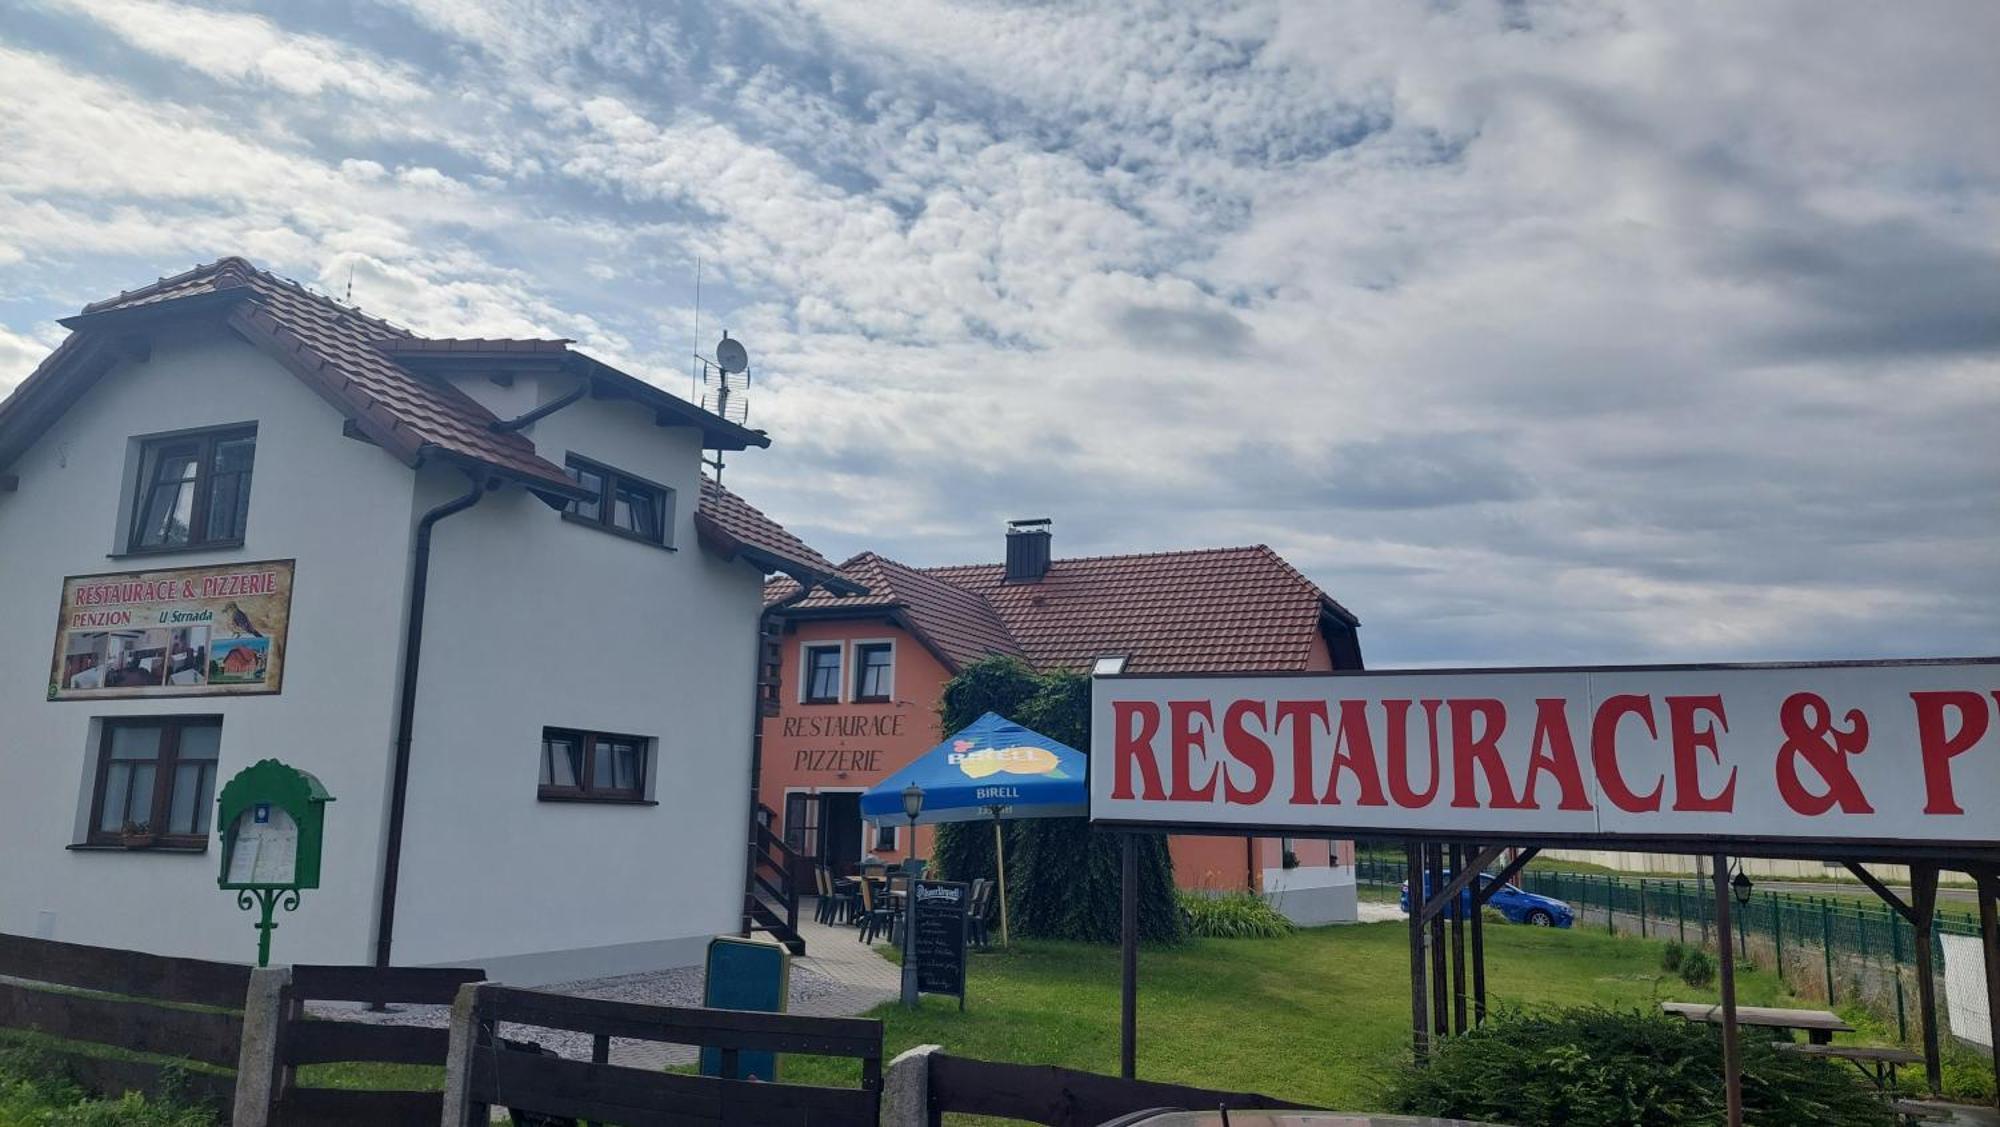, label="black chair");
[966,878,993,948]
[857,878,897,944]
[829,871,861,926]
